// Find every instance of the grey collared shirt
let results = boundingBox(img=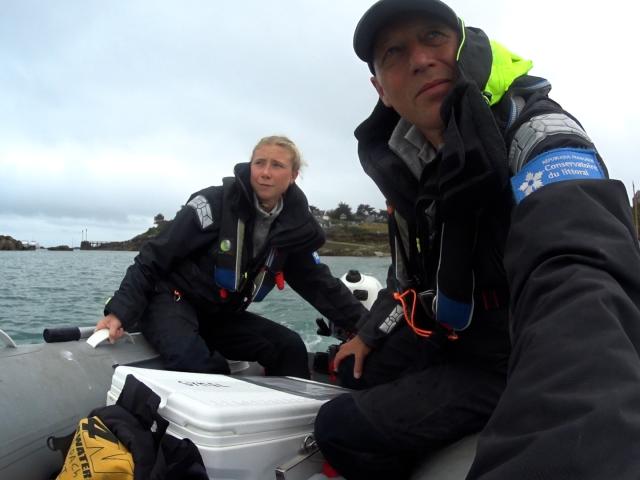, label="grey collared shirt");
[252,195,283,257]
[388,118,438,180]
[387,119,438,285]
